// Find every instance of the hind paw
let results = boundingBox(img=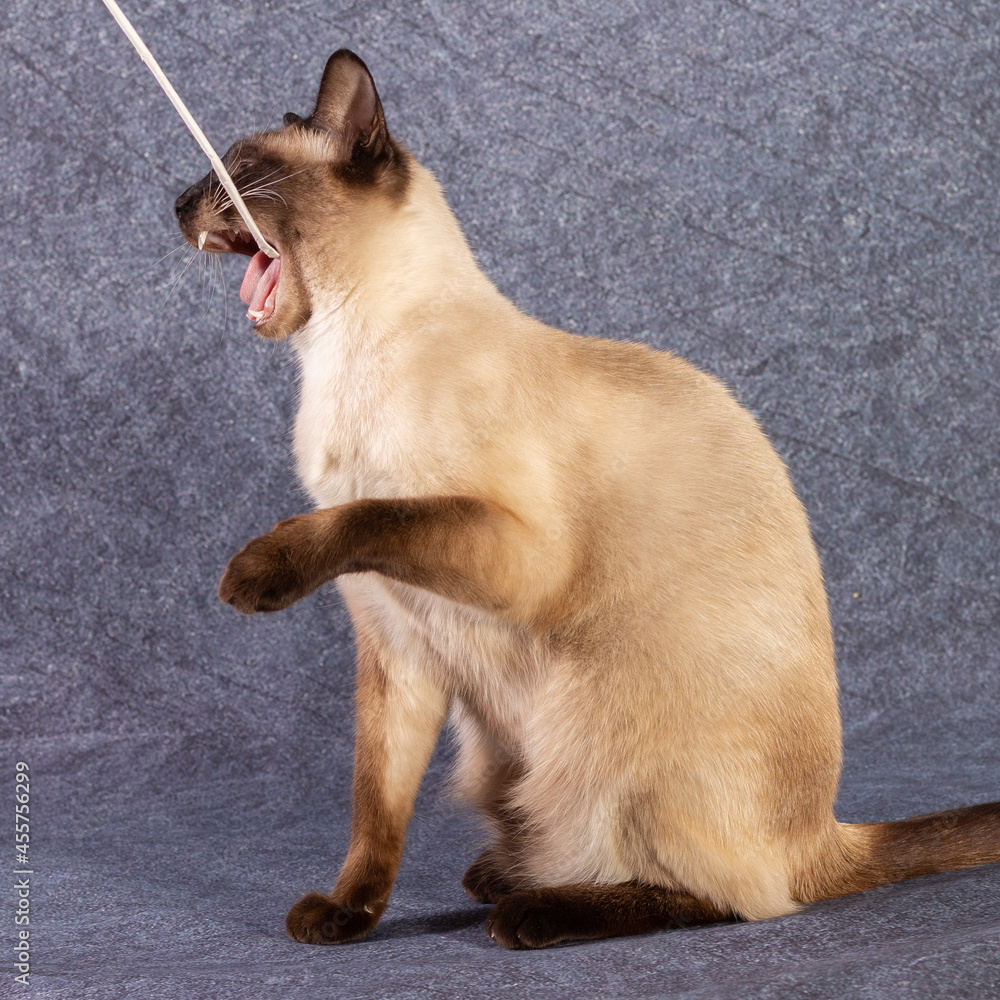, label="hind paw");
[462,848,519,904]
